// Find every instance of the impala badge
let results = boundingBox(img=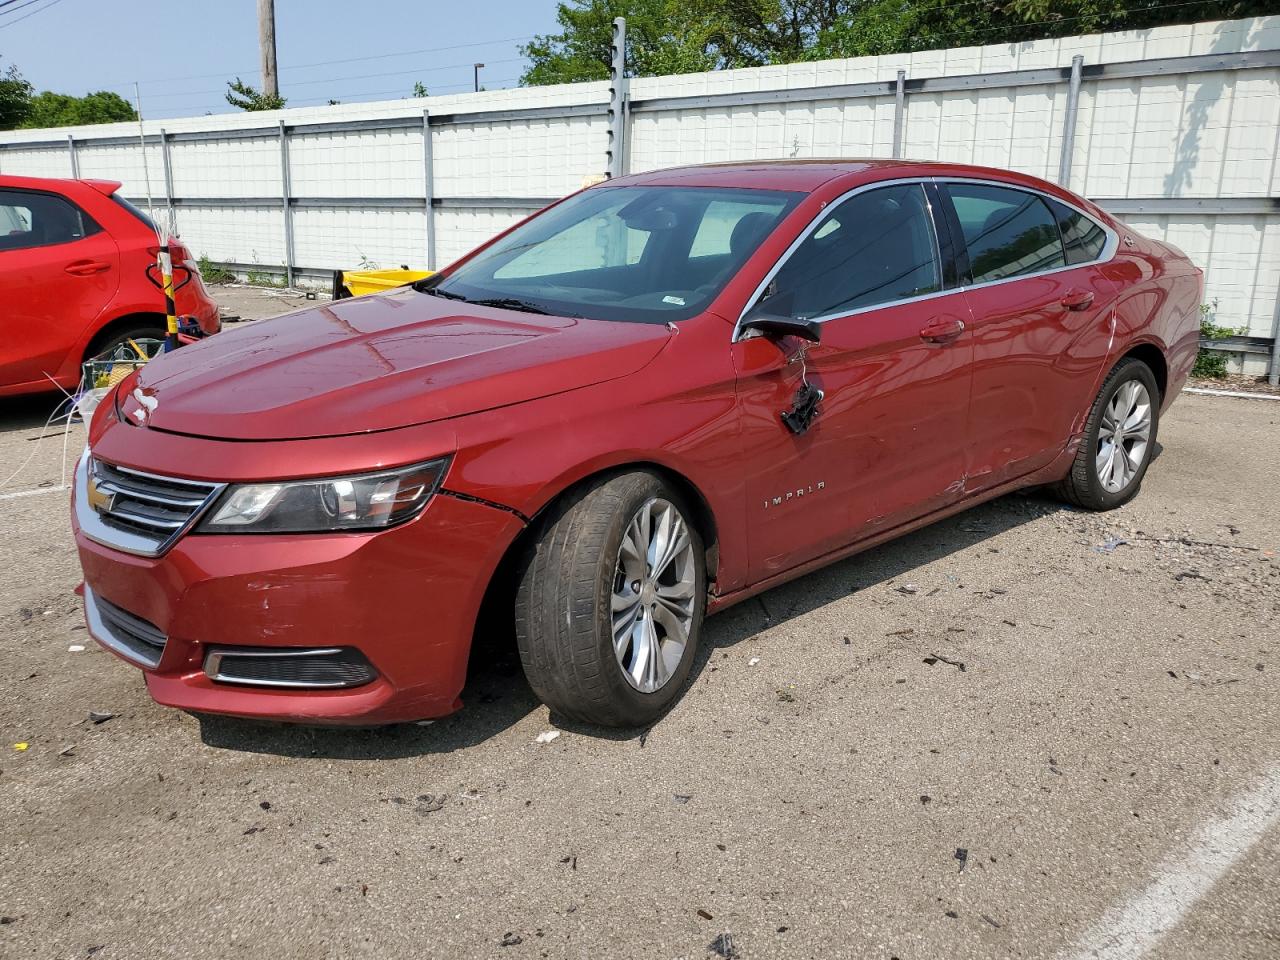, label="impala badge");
[763,481,824,510]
